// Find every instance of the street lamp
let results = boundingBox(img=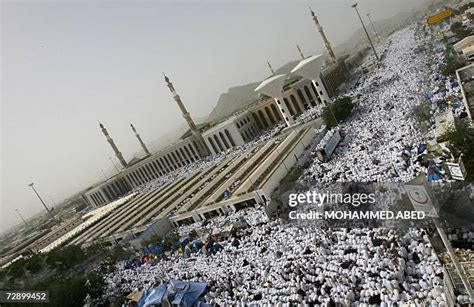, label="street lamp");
[15,208,27,227]
[366,13,381,42]
[351,3,380,61]
[109,156,120,173]
[27,182,51,214]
